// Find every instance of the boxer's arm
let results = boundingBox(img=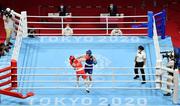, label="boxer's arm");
[70,62,76,70]
[93,57,97,65]
[76,55,85,59]
[77,55,86,62]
